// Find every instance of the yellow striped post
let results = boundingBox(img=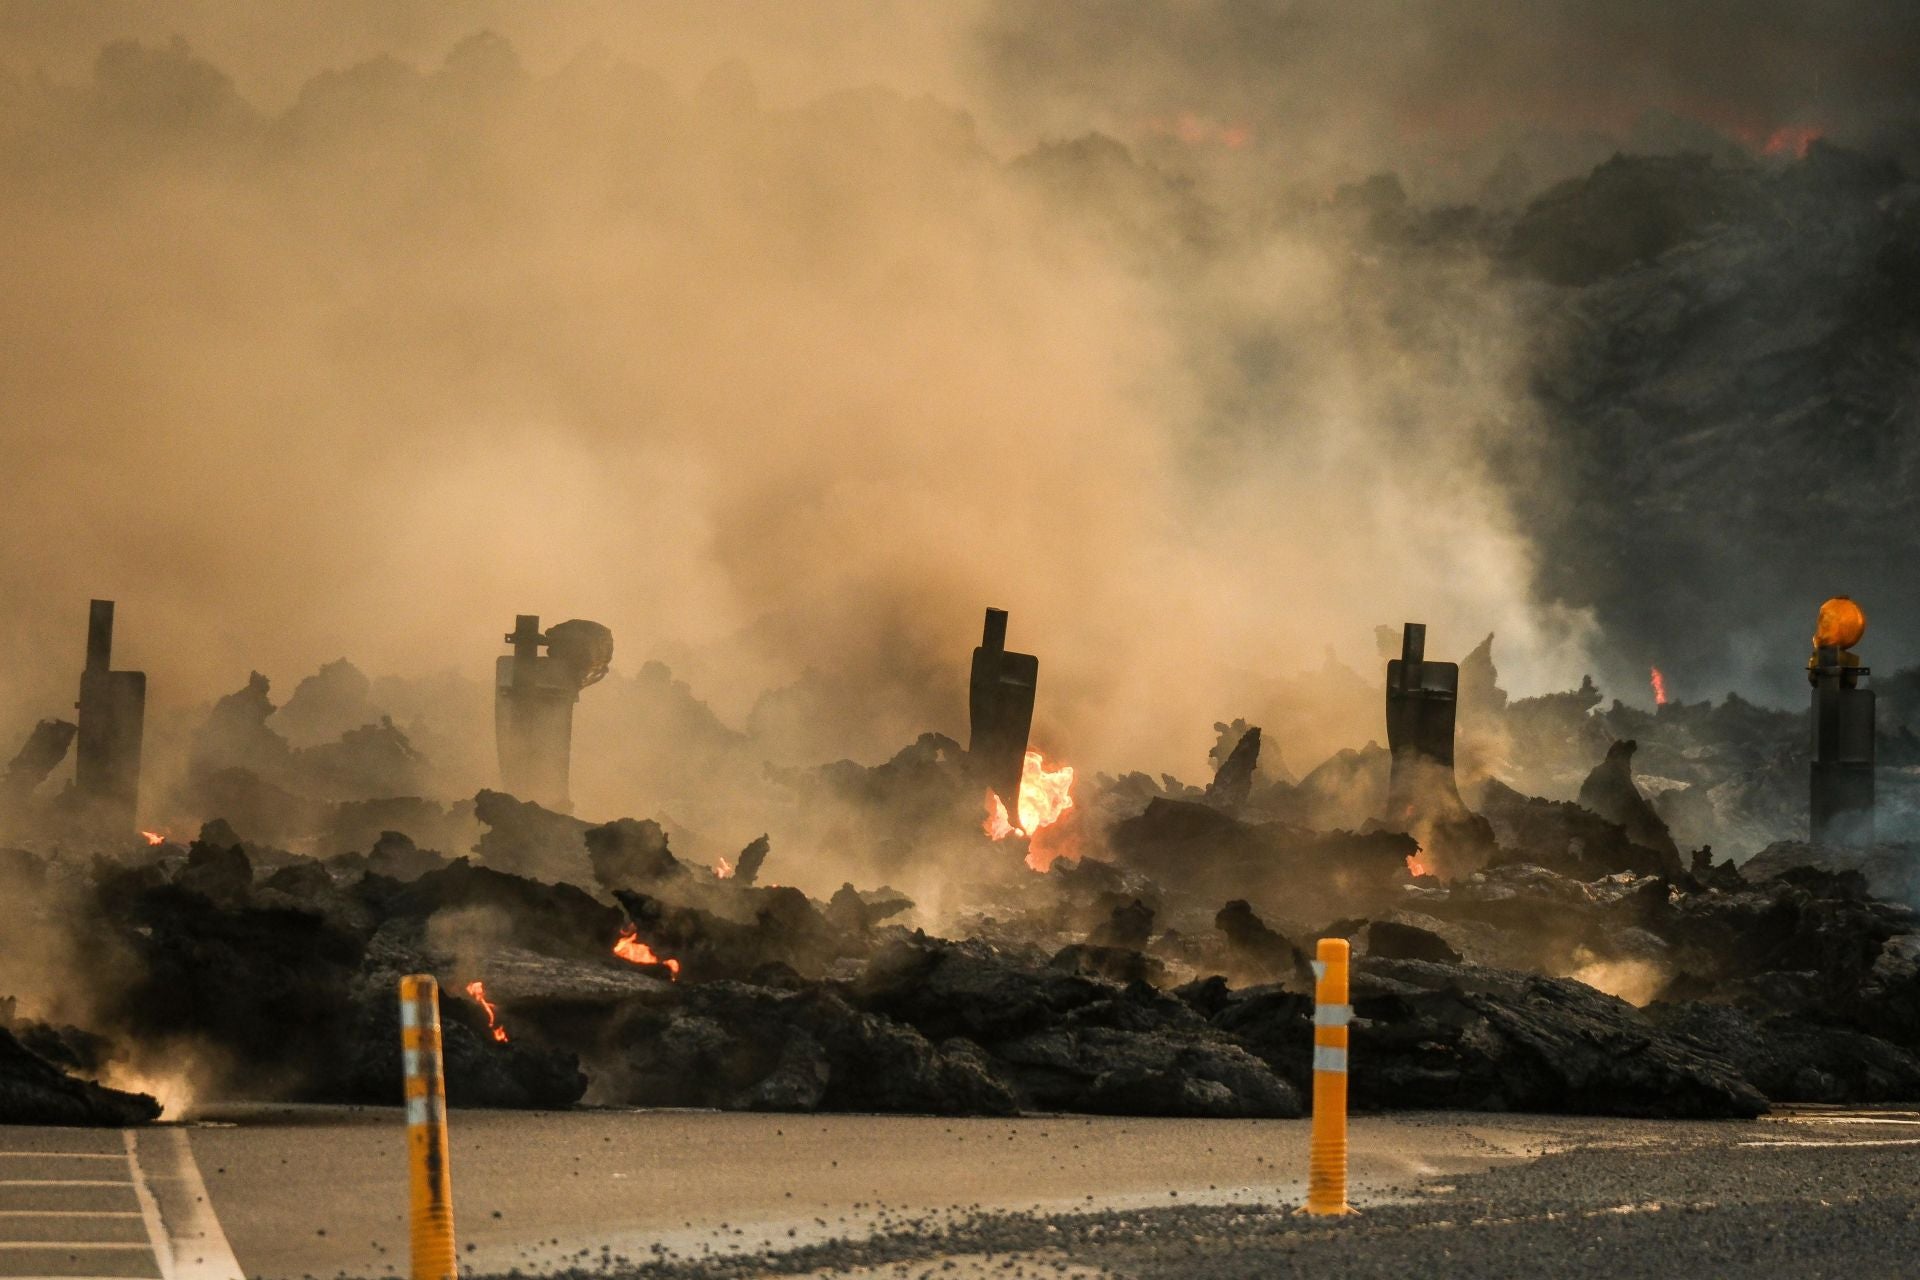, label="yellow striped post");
[399,974,458,1278]
[1306,937,1355,1216]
